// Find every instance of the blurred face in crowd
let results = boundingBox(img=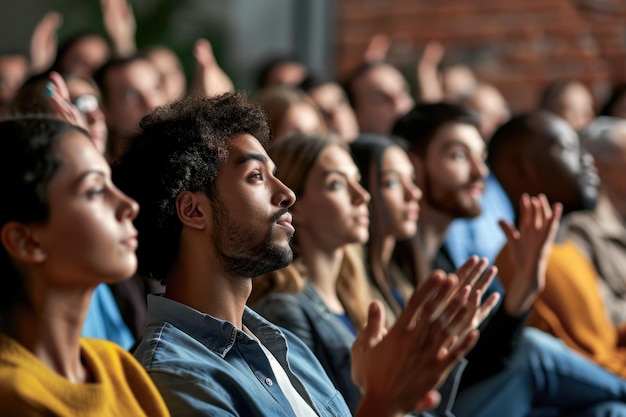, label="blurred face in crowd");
[376,145,422,240]
[464,84,510,141]
[0,54,28,110]
[553,82,594,132]
[527,116,599,213]
[294,144,371,251]
[309,82,360,142]
[265,62,306,88]
[59,36,110,78]
[145,47,186,102]
[418,122,488,219]
[351,64,414,135]
[67,77,108,154]
[273,102,325,142]
[101,59,166,137]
